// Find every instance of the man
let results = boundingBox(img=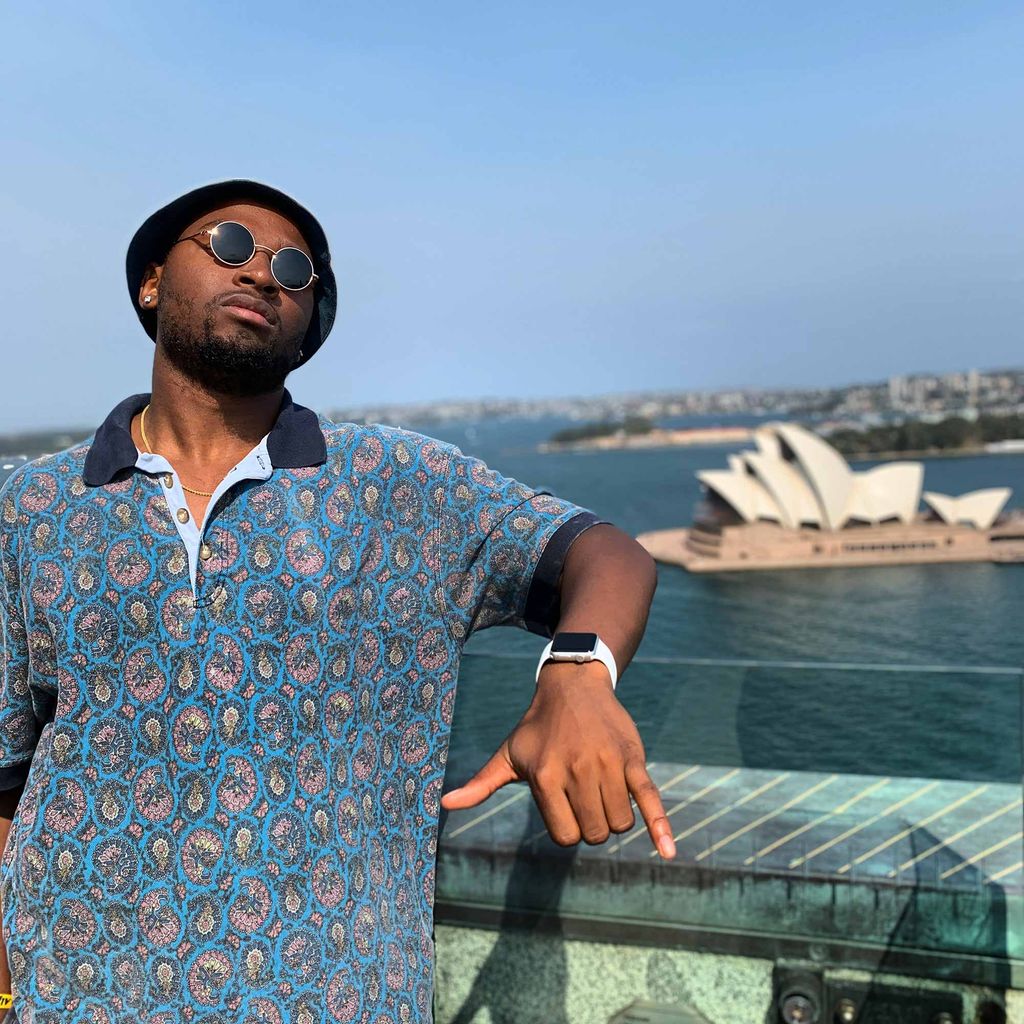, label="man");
[0,180,674,1022]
